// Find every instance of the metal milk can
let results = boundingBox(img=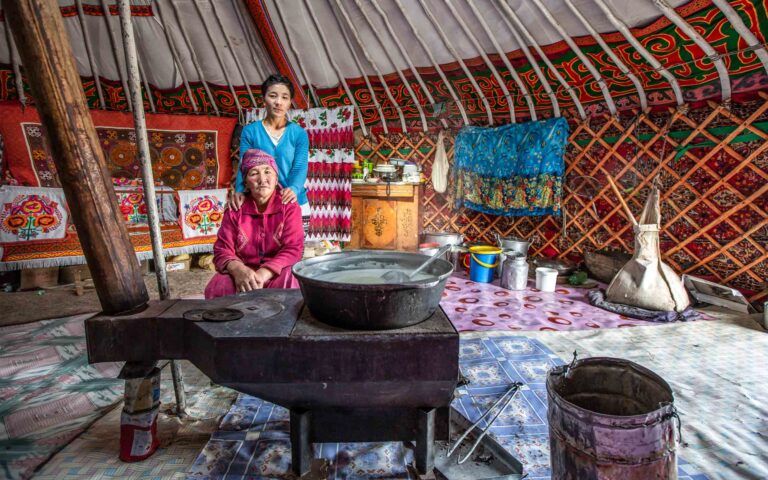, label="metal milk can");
[501,256,529,290]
